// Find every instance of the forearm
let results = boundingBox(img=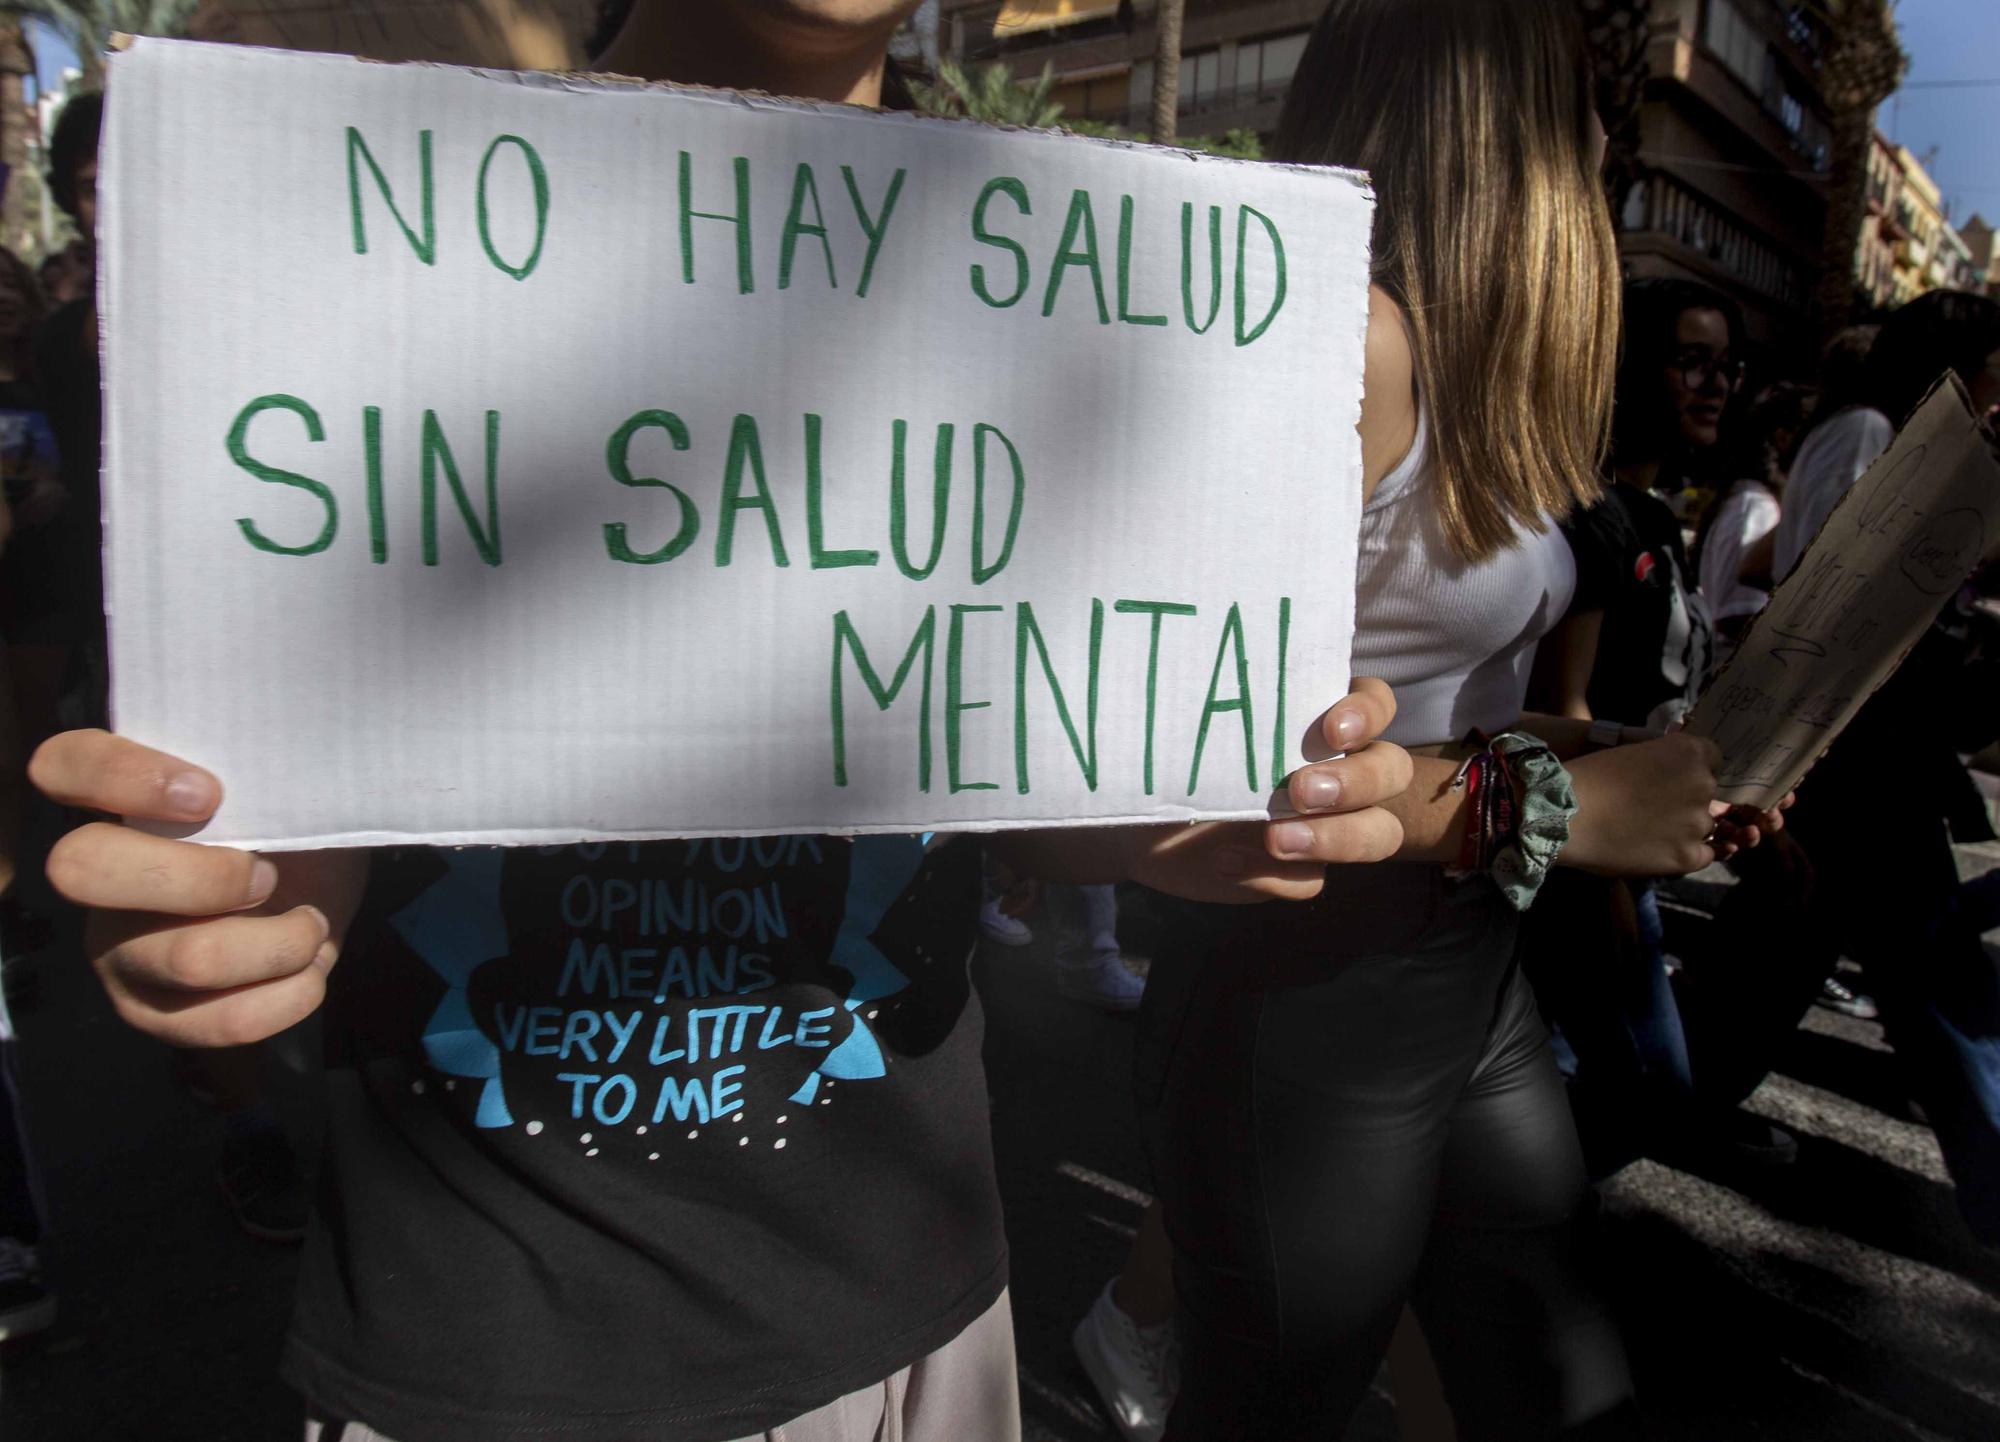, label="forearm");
[1383,752,1472,864]
[1006,770,1475,874]
[1388,717,1642,866]
[1514,713,1645,761]
[1740,529,1777,588]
